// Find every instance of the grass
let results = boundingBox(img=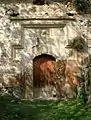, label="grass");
[0,95,91,120]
